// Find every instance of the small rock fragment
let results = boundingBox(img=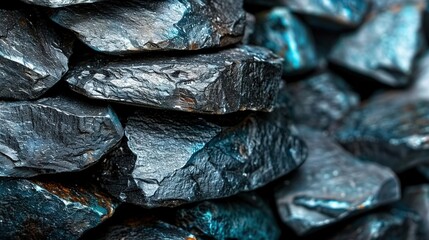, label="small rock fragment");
[287,73,359,130]
[66,45,282,114]
[275,127,400,235]
[0,179,117,240]
[0,9,73,100]
[20,0,104,7]
[176,194,281,240]
[330,3,424,86]
[50,0,245,54]
[0,96,124,177]
[251,7,317,74]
